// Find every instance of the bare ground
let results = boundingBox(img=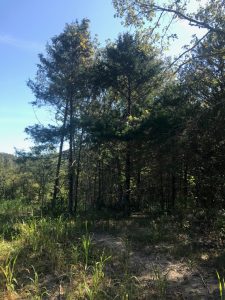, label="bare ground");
[93,232,219,299]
